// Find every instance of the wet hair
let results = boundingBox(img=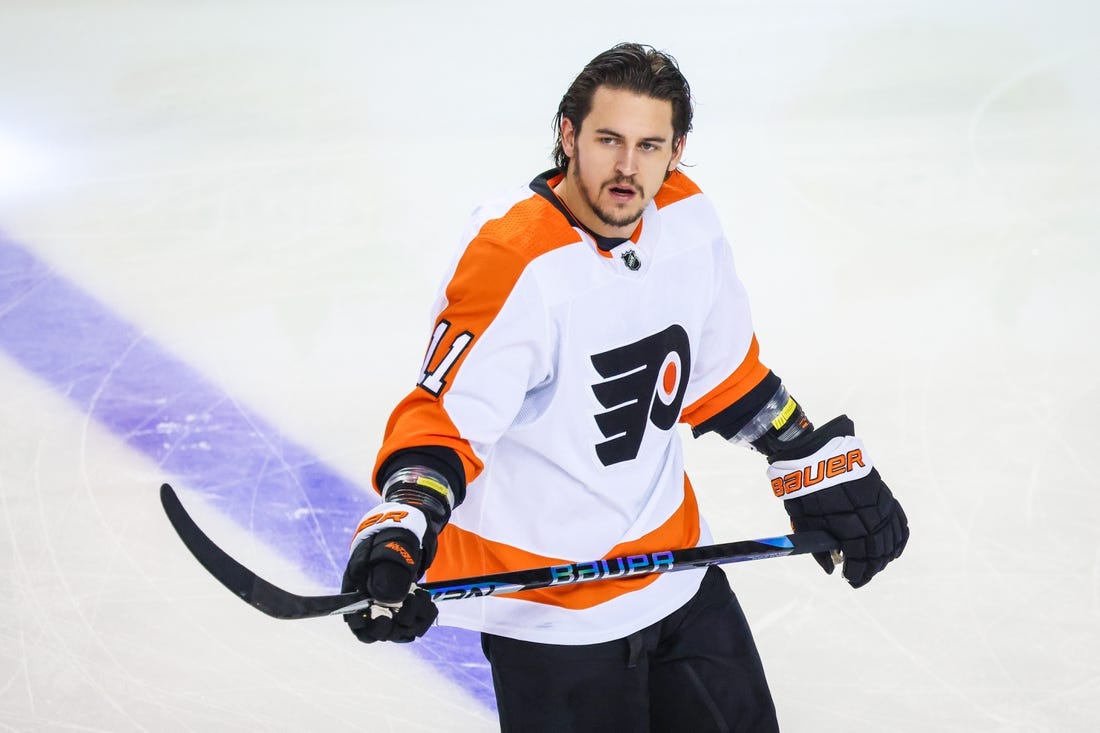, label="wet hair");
[552,43,694,172]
